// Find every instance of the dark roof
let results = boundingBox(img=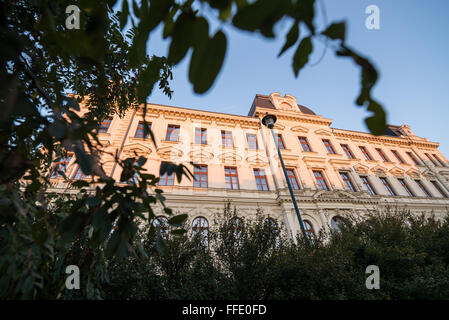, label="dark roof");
[384,125,403,137]
[248,94,316,116]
